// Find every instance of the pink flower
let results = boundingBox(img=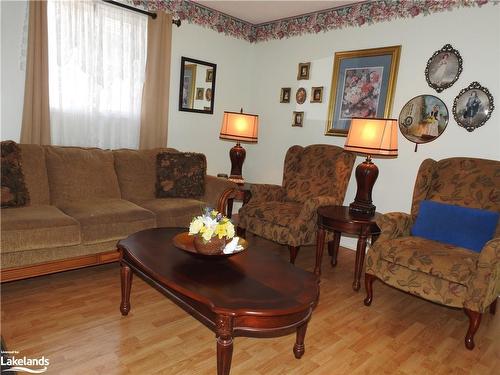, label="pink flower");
[409,6,420,17]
